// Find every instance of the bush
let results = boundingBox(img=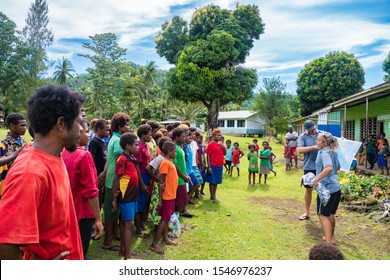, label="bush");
[339,173,390,200]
